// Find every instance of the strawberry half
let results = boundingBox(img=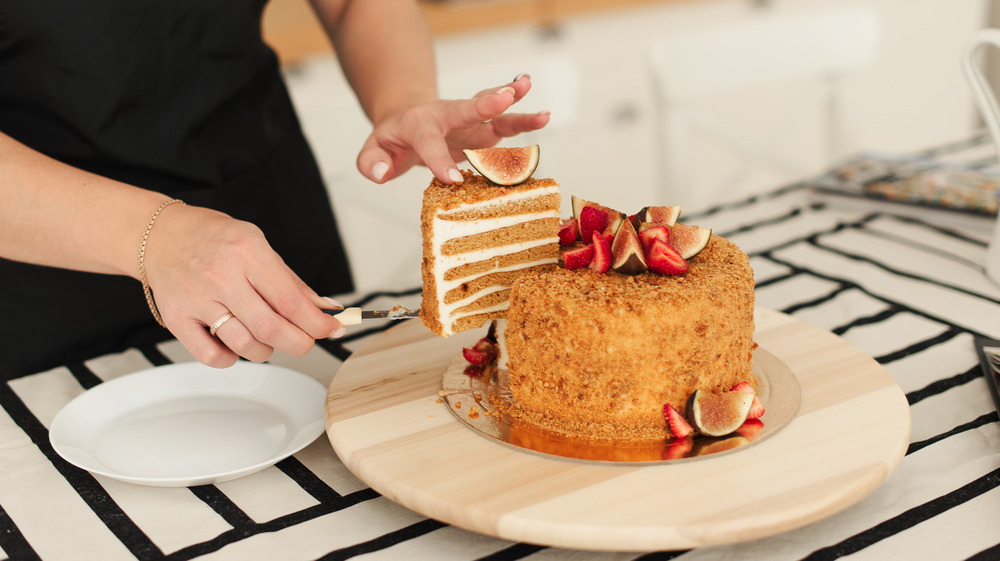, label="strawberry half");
[558,218,579,246]
[732,381,765,419]
[589,230,612,273]
[646,239,688,275]
[579,206,609,243]
[562,244,595,270]
[462,337,499,365]
[663,403,694,439]
[637,225,669,252]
